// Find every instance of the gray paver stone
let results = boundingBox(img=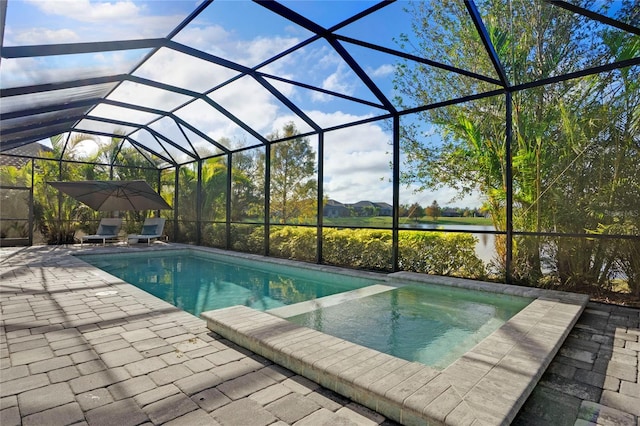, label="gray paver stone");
[69,366,130,394]
[124,356,167,377]
[1,365,29,381]
[132,337,167,352]
[2,373,49,396]
[143,392,199,424]
[249,383,292,406]
[619,381,640,398]
[574,369,607,388]
[217,370,276,400]
[70,349,99,364]
[0,395,18,409]
[191,387,232,412]
[184,357,215,373]
[10,346,54,366]
[266,392,322,423]
[107,375,156,400]
[295,407,359,426]
[282,375,320,395]
[148,364,192,386]
[48,365,80,383]
[100,347,143,368]
[44,328,82,342]
[163,409,220,426]
[85,398,149,426]
[212,398,277,426]
[0,406,21,426]
[159,350,188,365]
[77,359,108,375]
[134,384,181,408]
[22,402,84,426]
[577,400,636,426]
[143,344,177,357]
[605,361,638,382]
[54,343,92,356]
[173,337,210,353]
[28,355,73,374]
[76,388,114,411]
[600,390,640,416]
[18,383,74,416]
[174,371,223,395]
[339,402,386,425]
[205,348,245,365]
[93,338,130,354]
[307,389,350,412]
[259,364,294,382]
[540,373,602,402]
[121,328,157,343]
[9,338,48,352]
